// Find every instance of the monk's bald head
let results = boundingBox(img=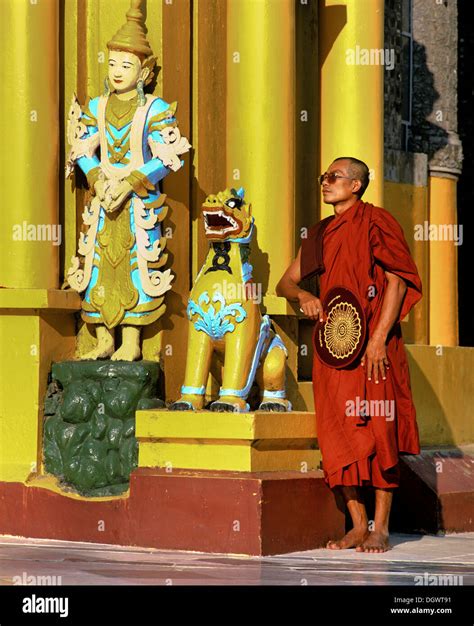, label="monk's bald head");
[333,157,370,198]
